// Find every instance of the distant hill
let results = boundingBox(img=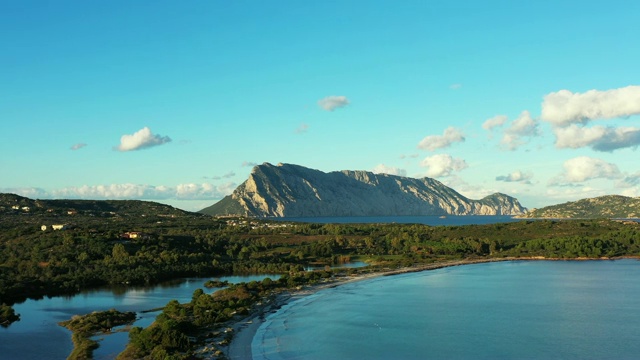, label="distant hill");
[199,162,527,217]
[519,195,640,219]
[0,193,200,218]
